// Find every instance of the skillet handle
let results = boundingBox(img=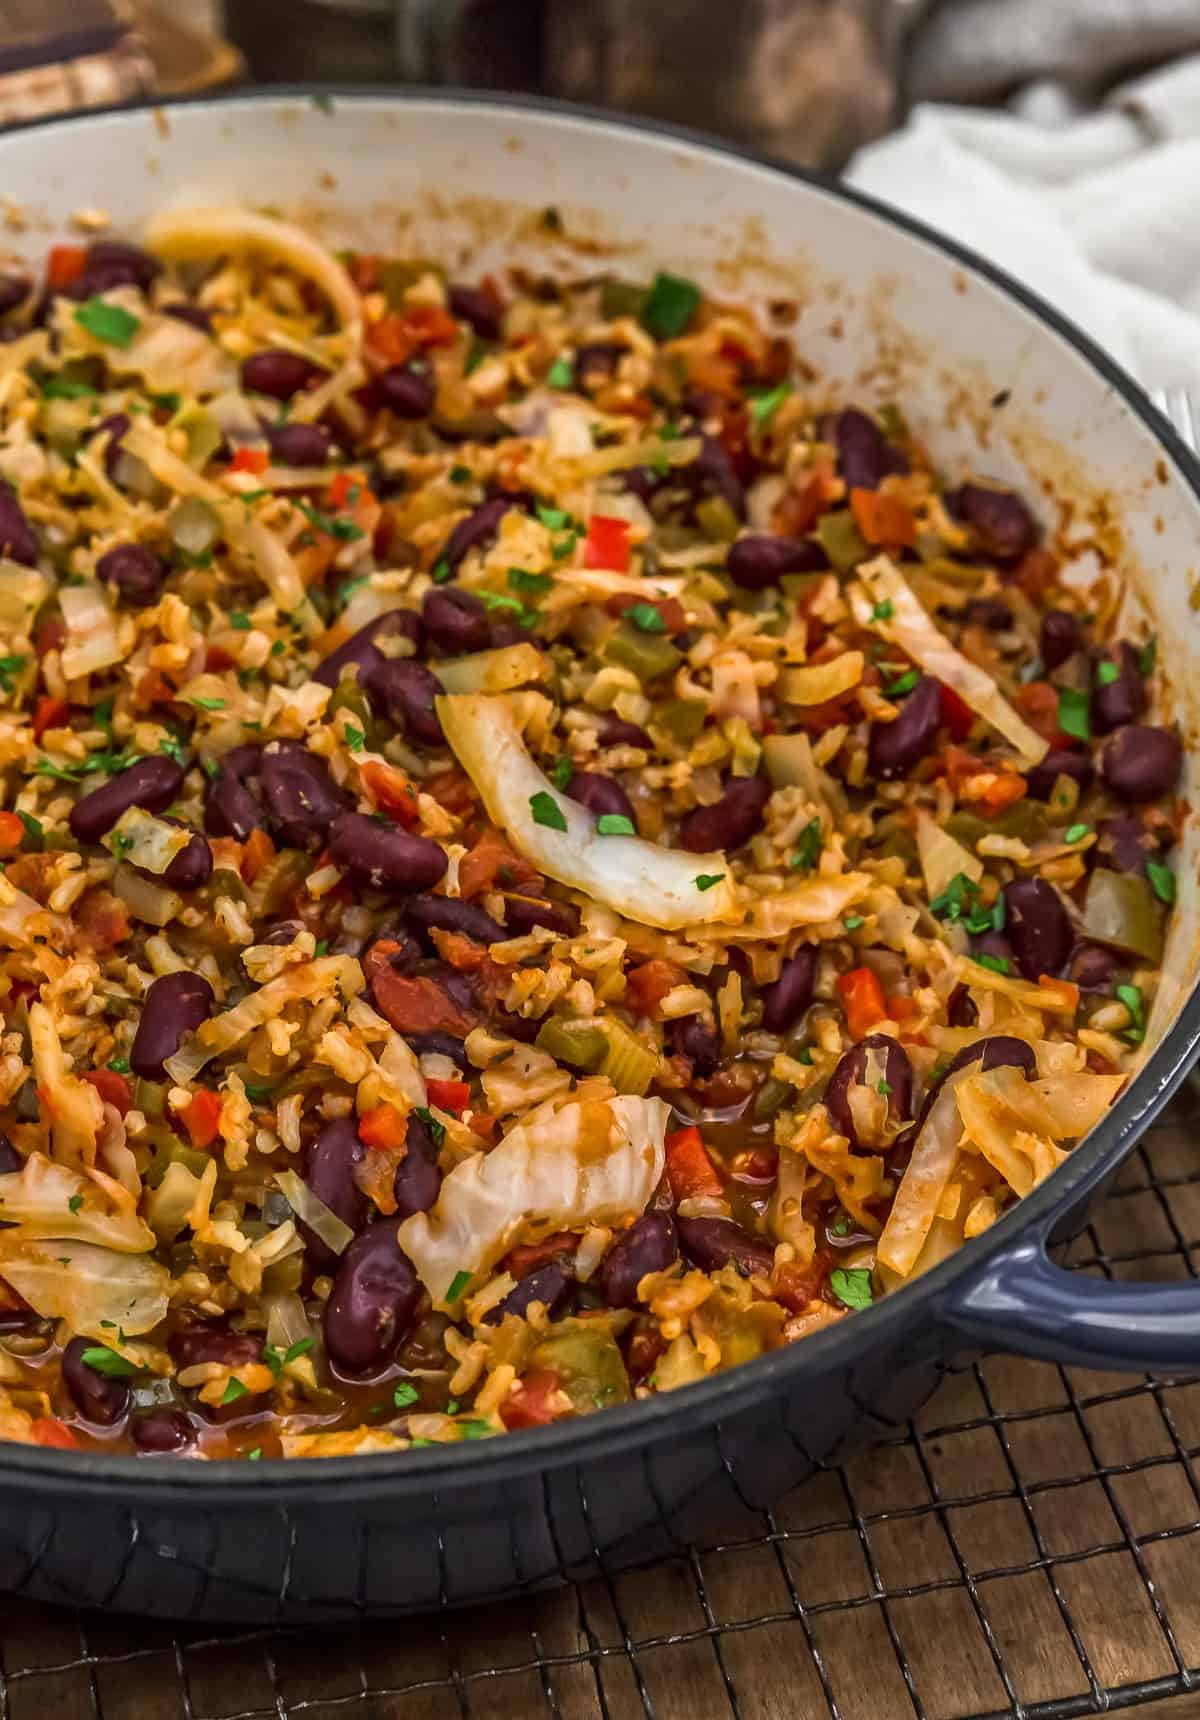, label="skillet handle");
[943,1223,1200,1375]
